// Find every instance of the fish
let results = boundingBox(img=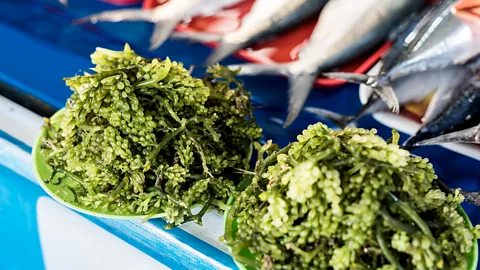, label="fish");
[228,0,425,127]
[310,0,479,128]
[78,0,243,50]
[411,123,480,146]
[172,0,328,65]
[329,4,446,127]
[305,64,471,128]
[403,75,480,148]
[324,0,480,110]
